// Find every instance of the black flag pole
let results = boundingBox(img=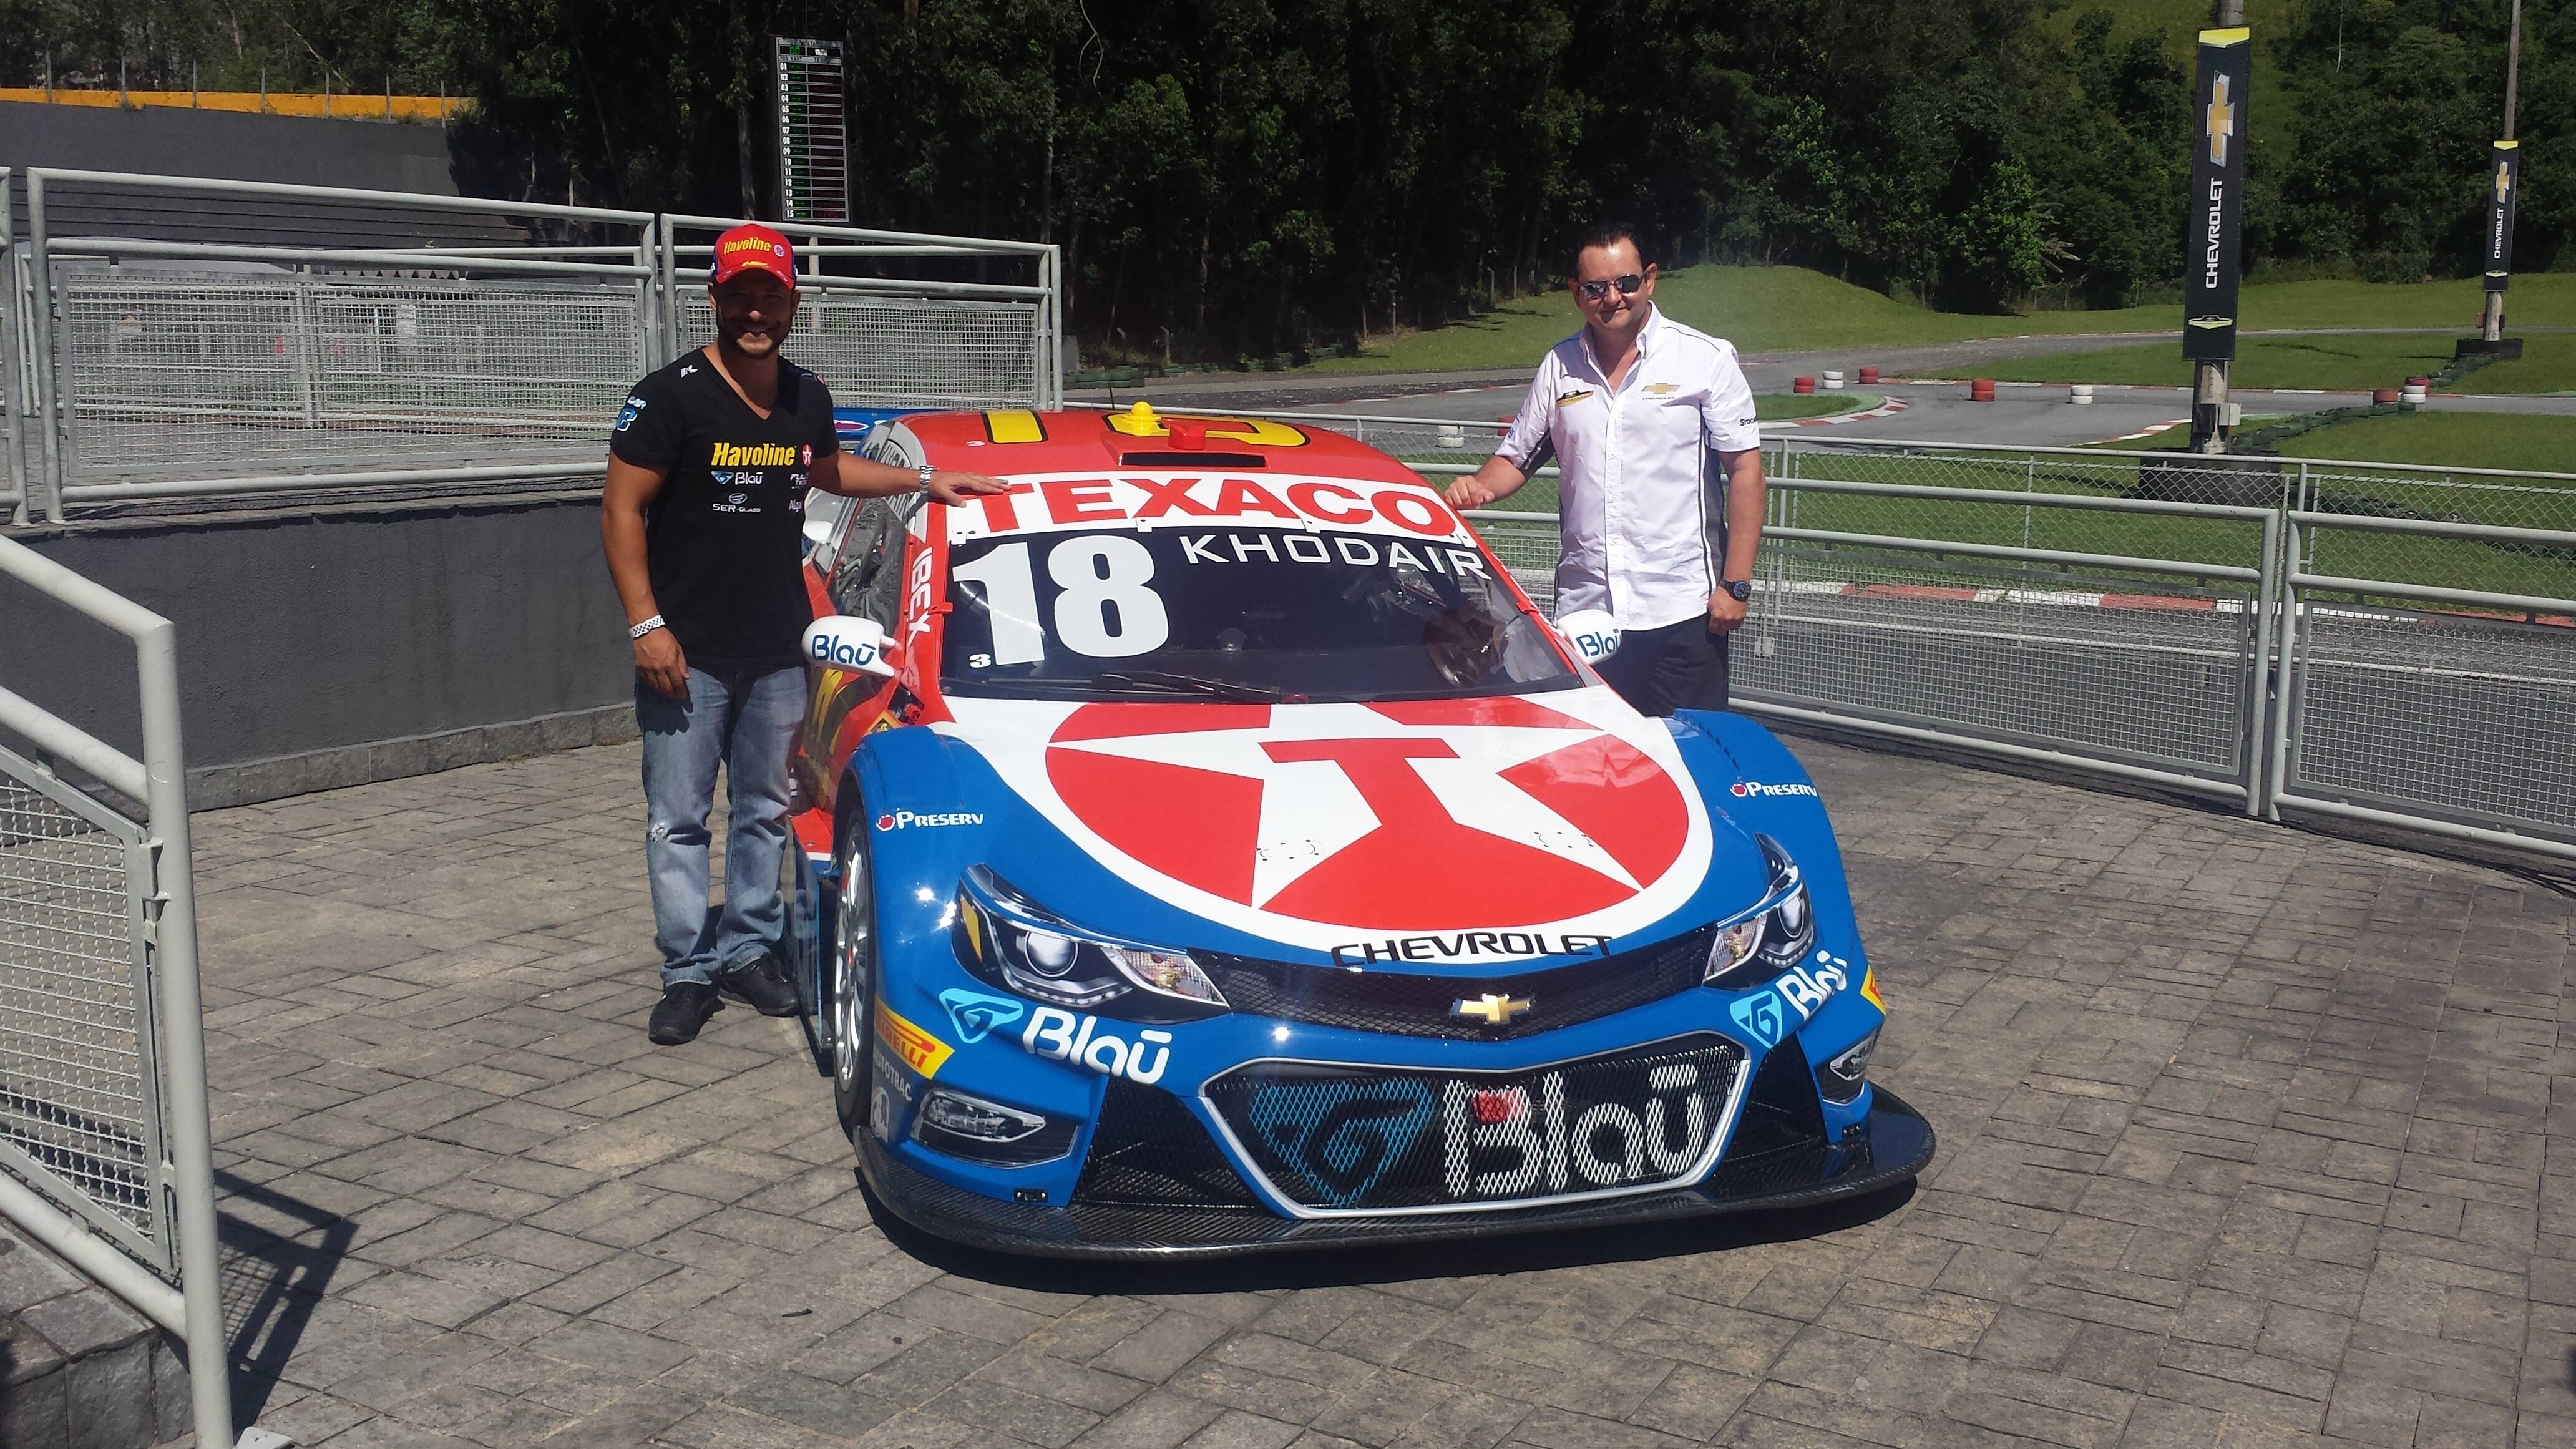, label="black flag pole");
[2185,14,2251,454]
